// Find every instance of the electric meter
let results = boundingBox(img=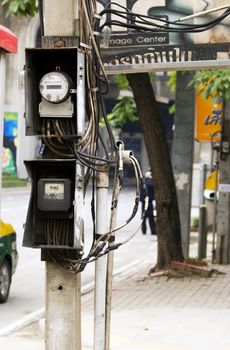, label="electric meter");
[39,72,72,104]
[37,178,72,211]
